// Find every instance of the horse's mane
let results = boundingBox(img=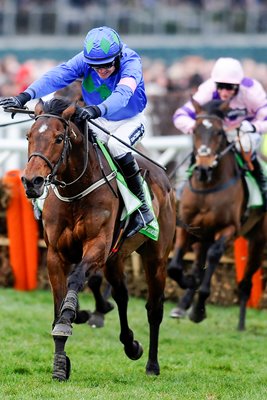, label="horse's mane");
[201,99,229,120]
[42,97,72,116]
